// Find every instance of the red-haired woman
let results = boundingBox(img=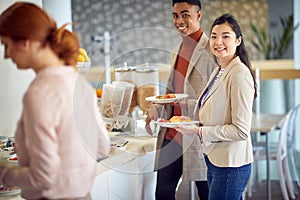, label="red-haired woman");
[0,2,110,199]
